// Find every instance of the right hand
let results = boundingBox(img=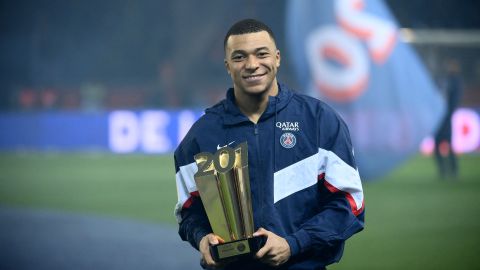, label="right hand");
[199,233,224,269]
